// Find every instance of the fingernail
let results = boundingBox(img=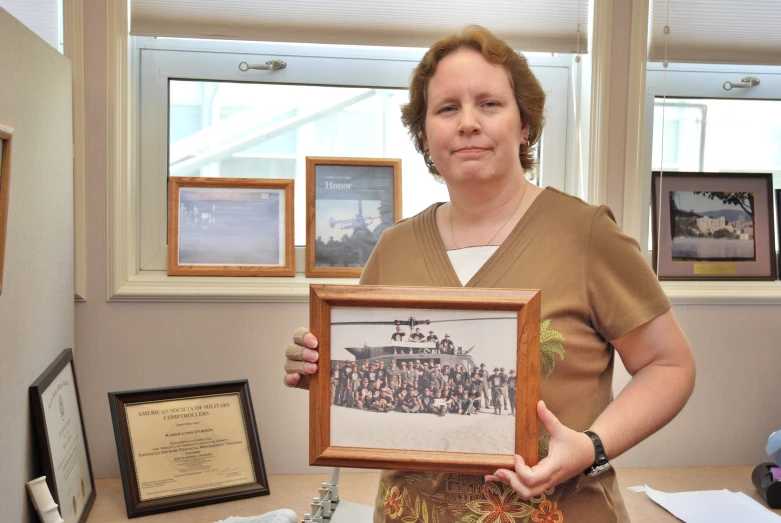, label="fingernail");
[305,362,317,373]
[306,339,318,349]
